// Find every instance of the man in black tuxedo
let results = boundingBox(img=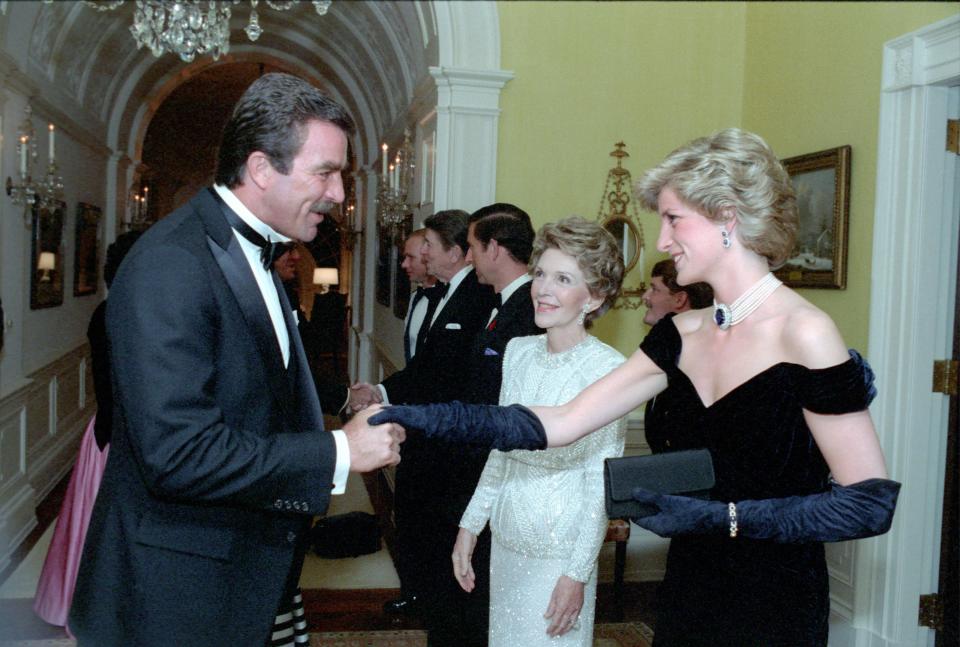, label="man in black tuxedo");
[69,73,403,647]
[351,211,494,640]
[432,203,541,646]
[400,228,441,365]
